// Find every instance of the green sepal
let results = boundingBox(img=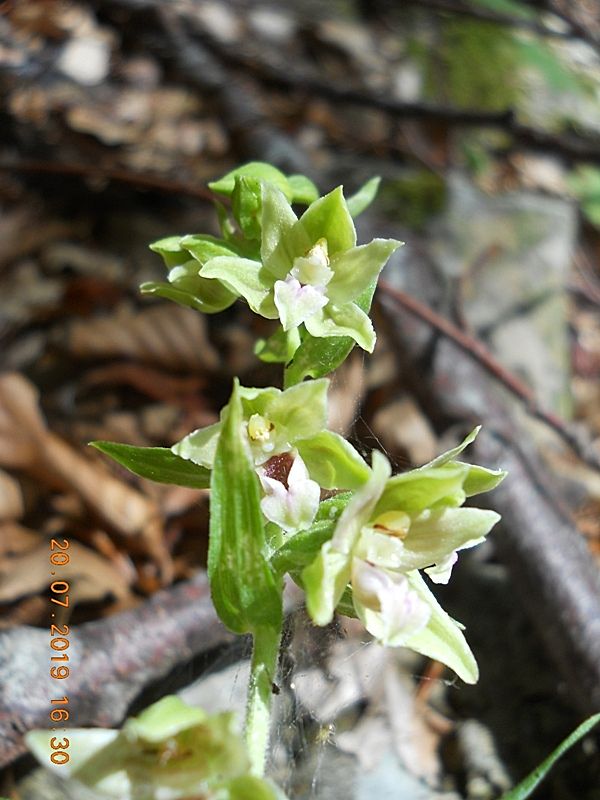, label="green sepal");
[91,442,211,489]
[287,174,320,205]
[297,431,370,490]
[298,186,356,256]
[346,176,381,218]
[209,380,283,635]
[283,281,376,387]
[373,462,472,518]
[149,235,191,267]
[141,262,237,314]
[403,571,479,684]
[181,234,241,262]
